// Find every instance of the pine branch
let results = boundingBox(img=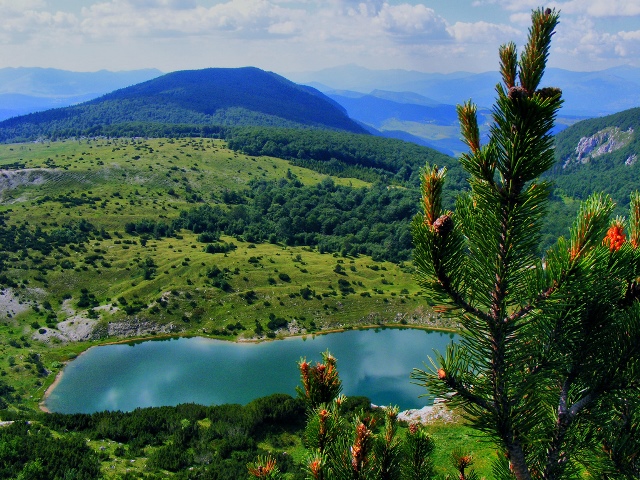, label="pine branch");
[505,283,556,323]
[439,369,494,413]
[433,263,493,324]
[519,8,559,93]
[499,42,517,89]
[412,7,640,479]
